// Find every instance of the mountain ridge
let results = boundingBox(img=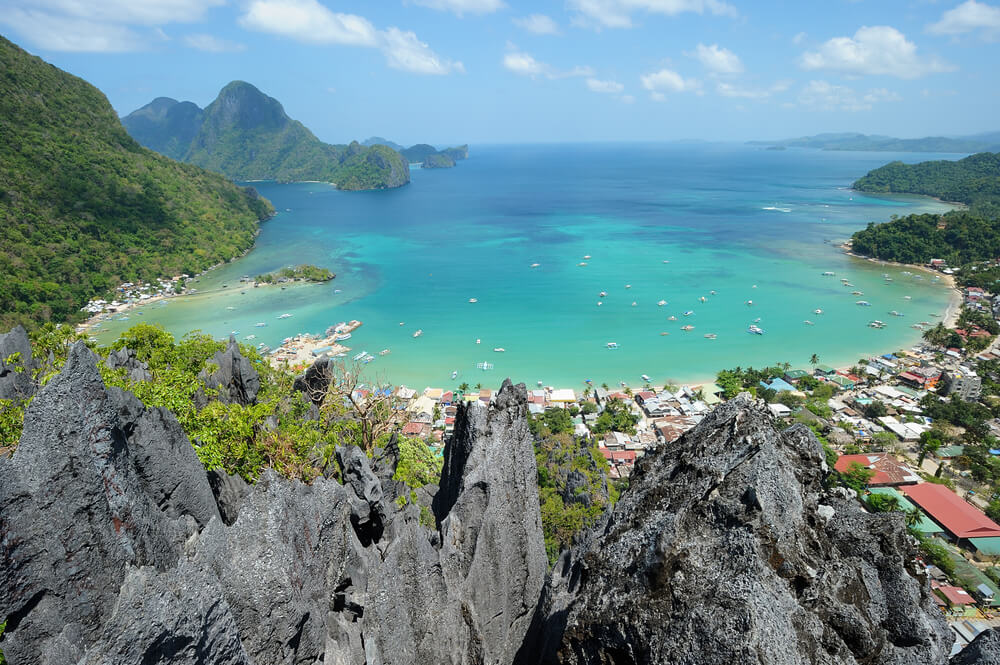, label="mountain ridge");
[750,131,1000,153]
